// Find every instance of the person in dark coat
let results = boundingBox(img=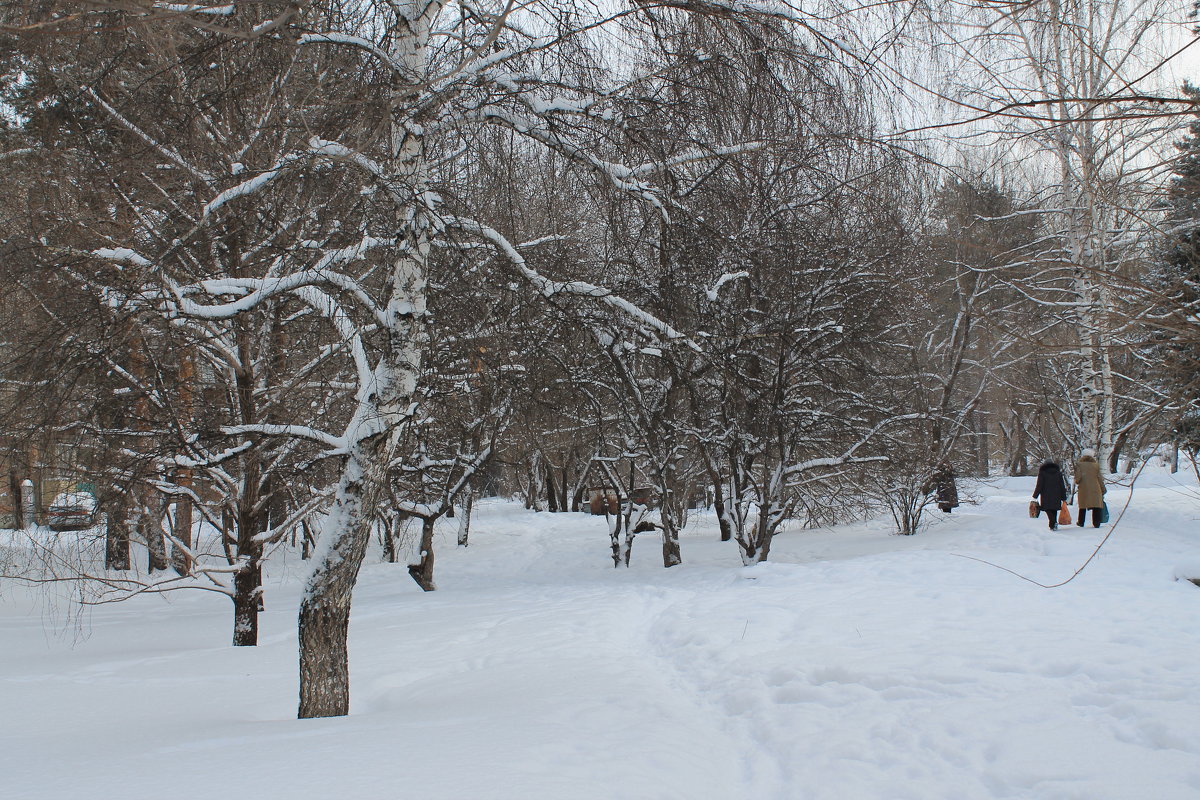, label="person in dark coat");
[1032,460,1069,530]
[934,460,959,513]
